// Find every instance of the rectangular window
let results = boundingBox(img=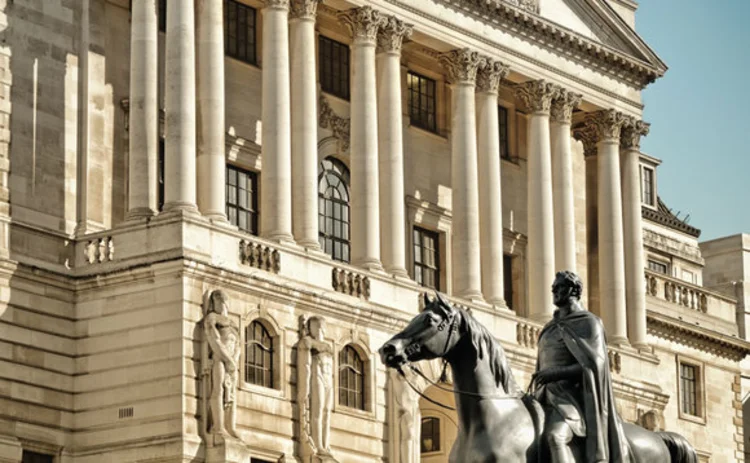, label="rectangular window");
[641,166,655,206]
[318,36,350,100]
[226,165,259,235]
[503,254,513,310]
[407,71,437,133]
[224,0,257,65]
[22,451,53,463]
[679,362,700,417]
[413,227,440,290]
[157,138,165,211]
[648,259,668,275]
[498,105,510,159]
